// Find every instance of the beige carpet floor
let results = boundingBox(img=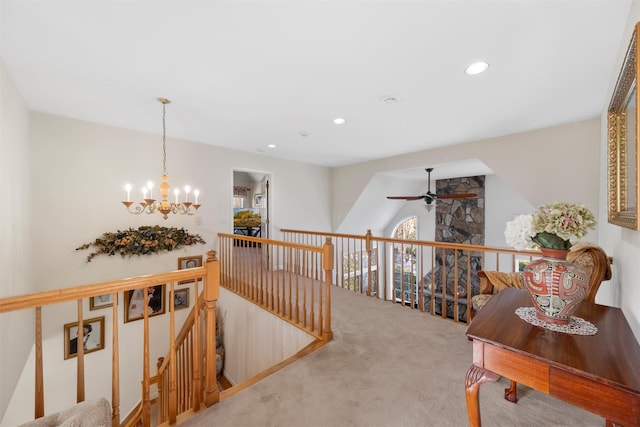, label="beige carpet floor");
[181,286,604,427]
